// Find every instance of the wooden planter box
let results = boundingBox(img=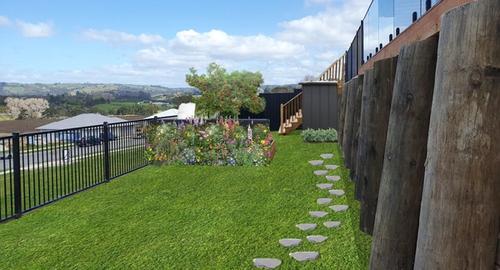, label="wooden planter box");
[267,140,277,160]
